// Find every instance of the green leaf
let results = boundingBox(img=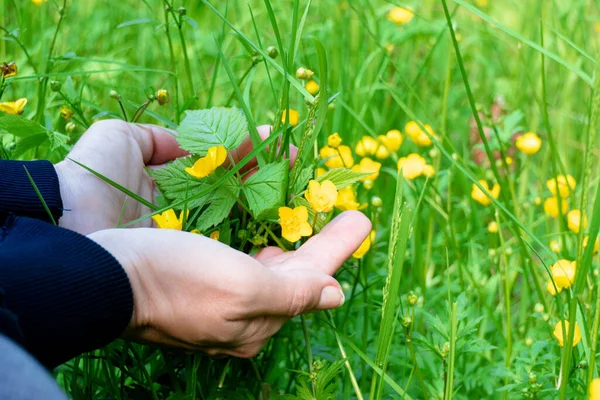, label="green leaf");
[47,131,69,151]
[0,115,47,137]
[12,133,47,158]
[148,157,211,209]
[195,172,241,232]
[291,165,313,195]
[244,160,288,220]
[317,168,370,190]
[176,107,248,155]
